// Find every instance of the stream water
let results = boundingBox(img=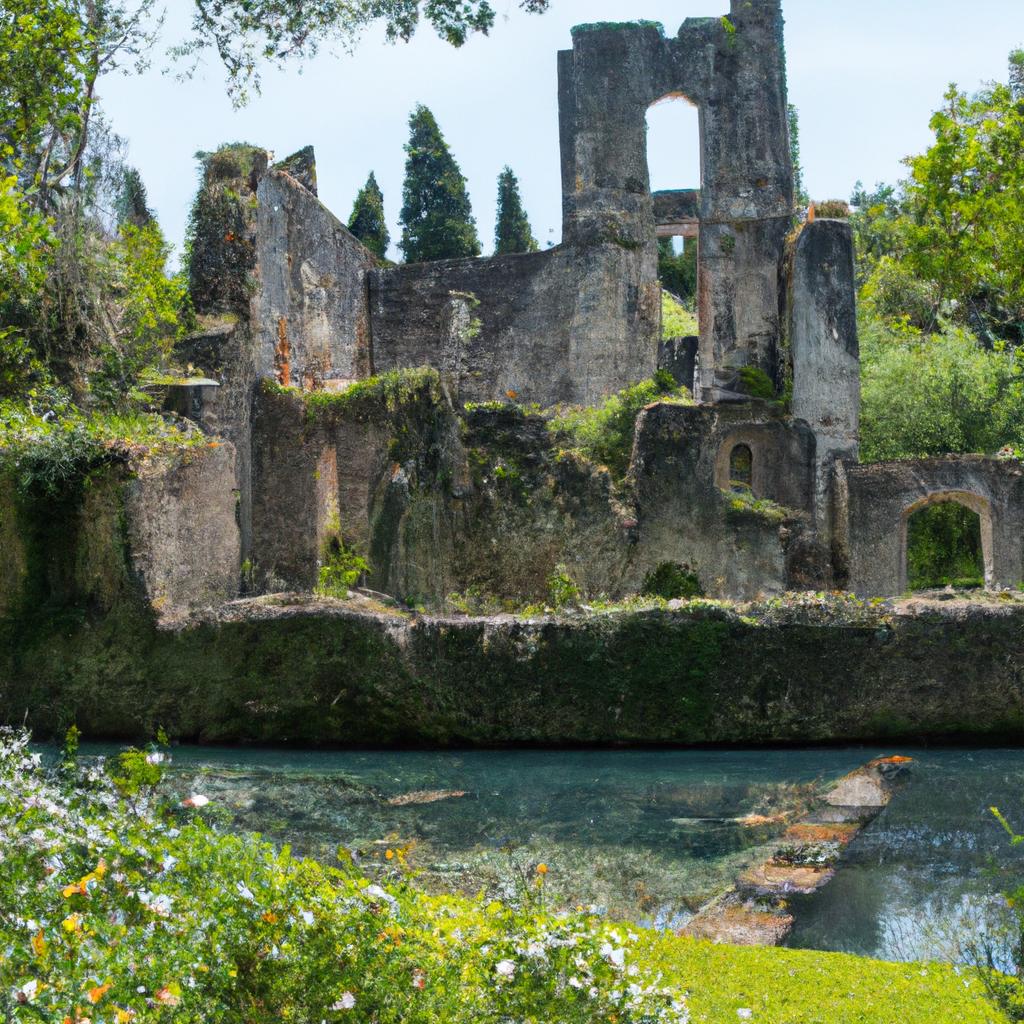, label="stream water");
[76,743,1024,964]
